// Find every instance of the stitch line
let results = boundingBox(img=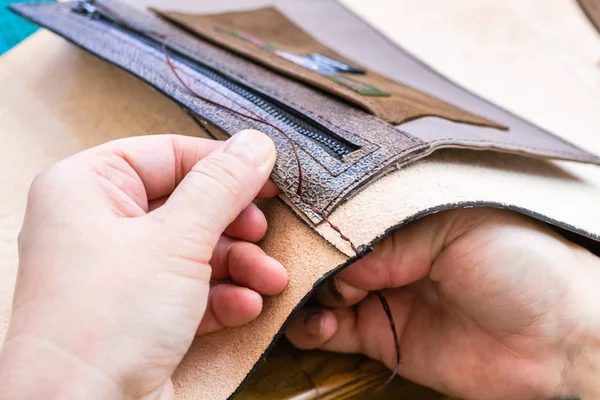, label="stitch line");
[318,143,427,213]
